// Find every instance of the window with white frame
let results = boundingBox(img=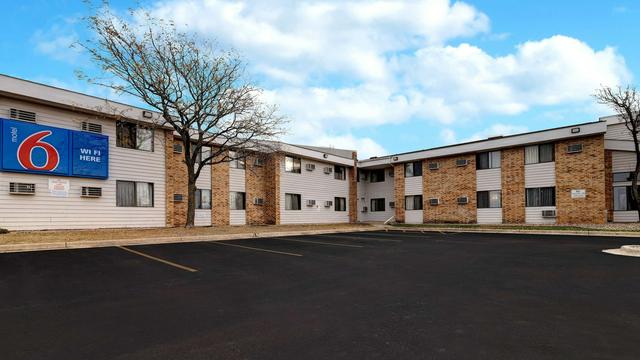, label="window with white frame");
[116,121,154,151]
[116,181,154,207]
[525,143,555,164]
[477,190,501,208]
[285,156,301,173]
[404,162,423,177]
[476,151,500,170]
[229,151,246,169]
[404,195,423,210]
[230,191,246,210]
[285,193,301,210]
[195,189,212,209]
